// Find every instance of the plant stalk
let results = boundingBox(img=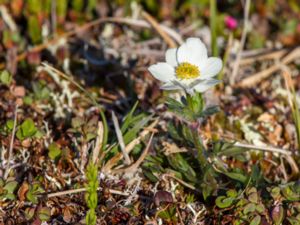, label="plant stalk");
[210,0,218,57]
[191,127,207,169]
